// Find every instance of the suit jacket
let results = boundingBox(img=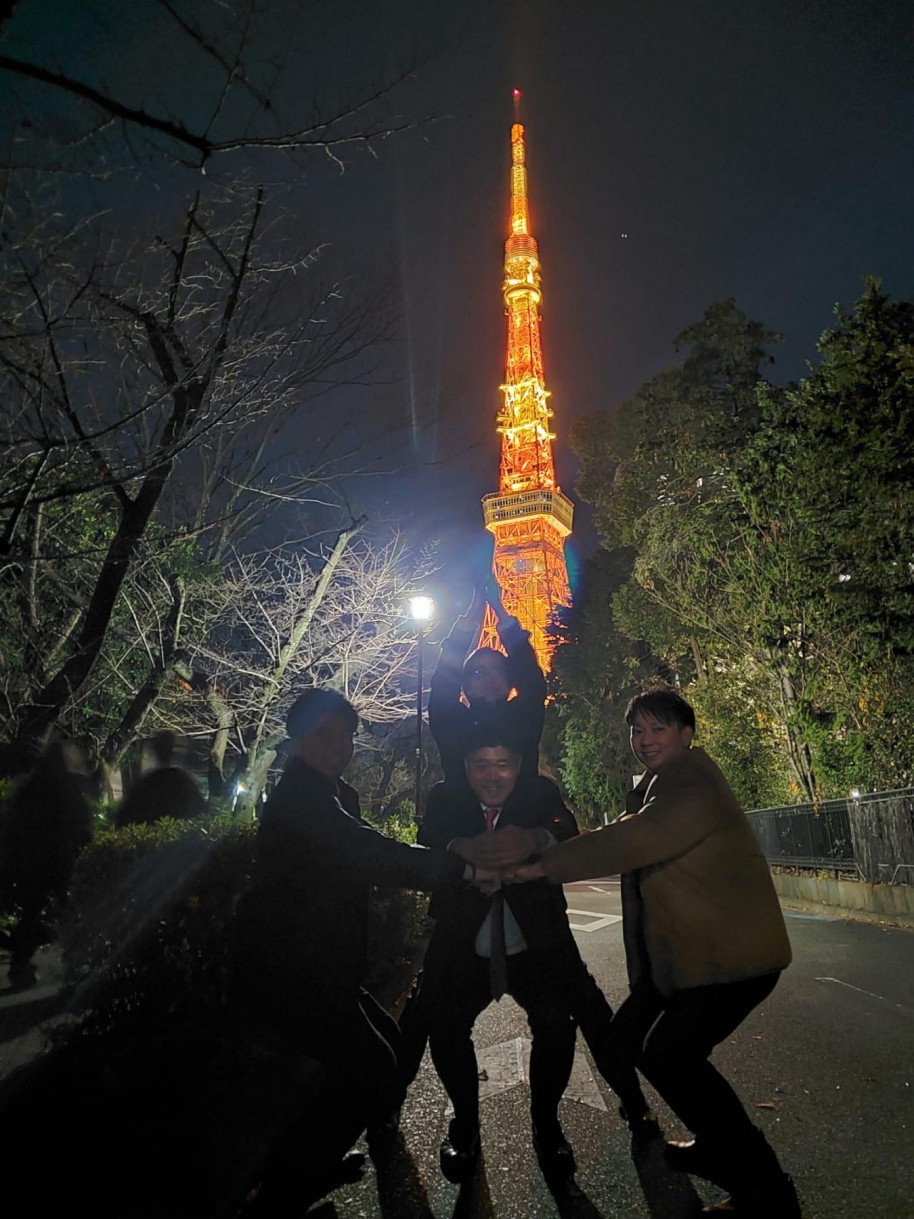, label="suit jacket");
[428,615,546,789]
[418,775,580,973]
[232,758,464,1018]
[539,748,793,996]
